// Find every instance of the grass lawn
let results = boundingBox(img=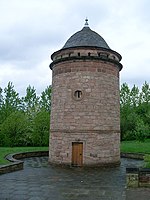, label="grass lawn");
[0,147,48,165]
[120,139,150,154]
[1,140,150,166]
[121,139,150,168]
